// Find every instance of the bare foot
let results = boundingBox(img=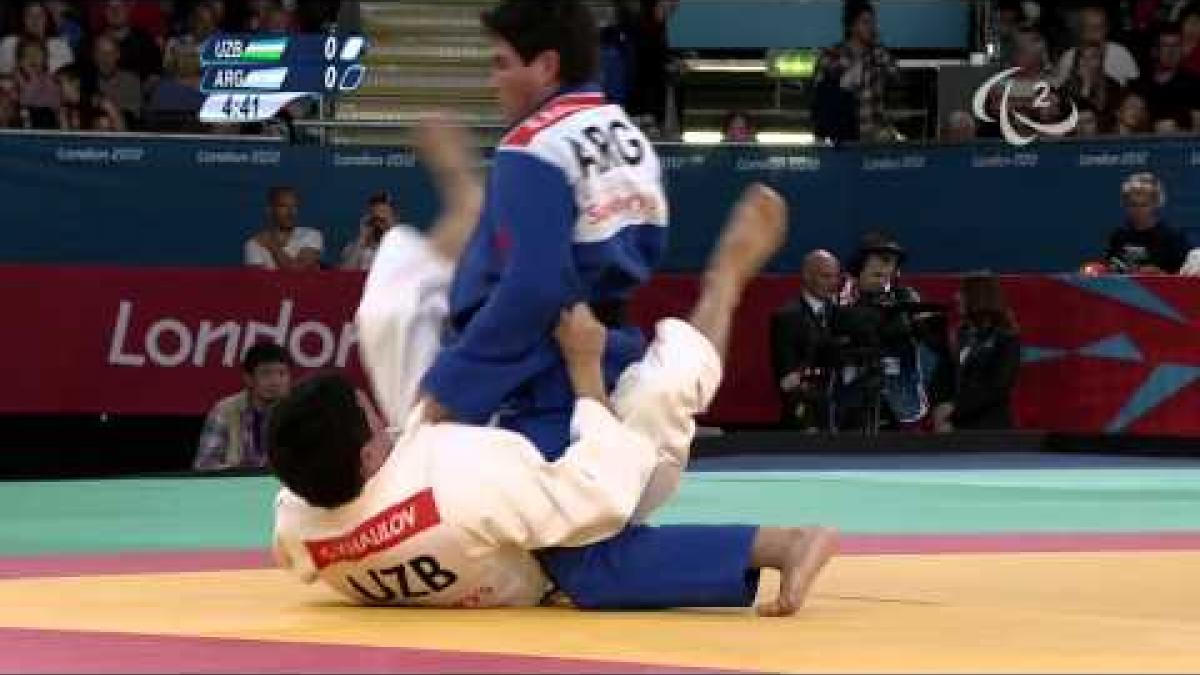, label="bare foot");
[707,183,788,288]
[757,526,839,617]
